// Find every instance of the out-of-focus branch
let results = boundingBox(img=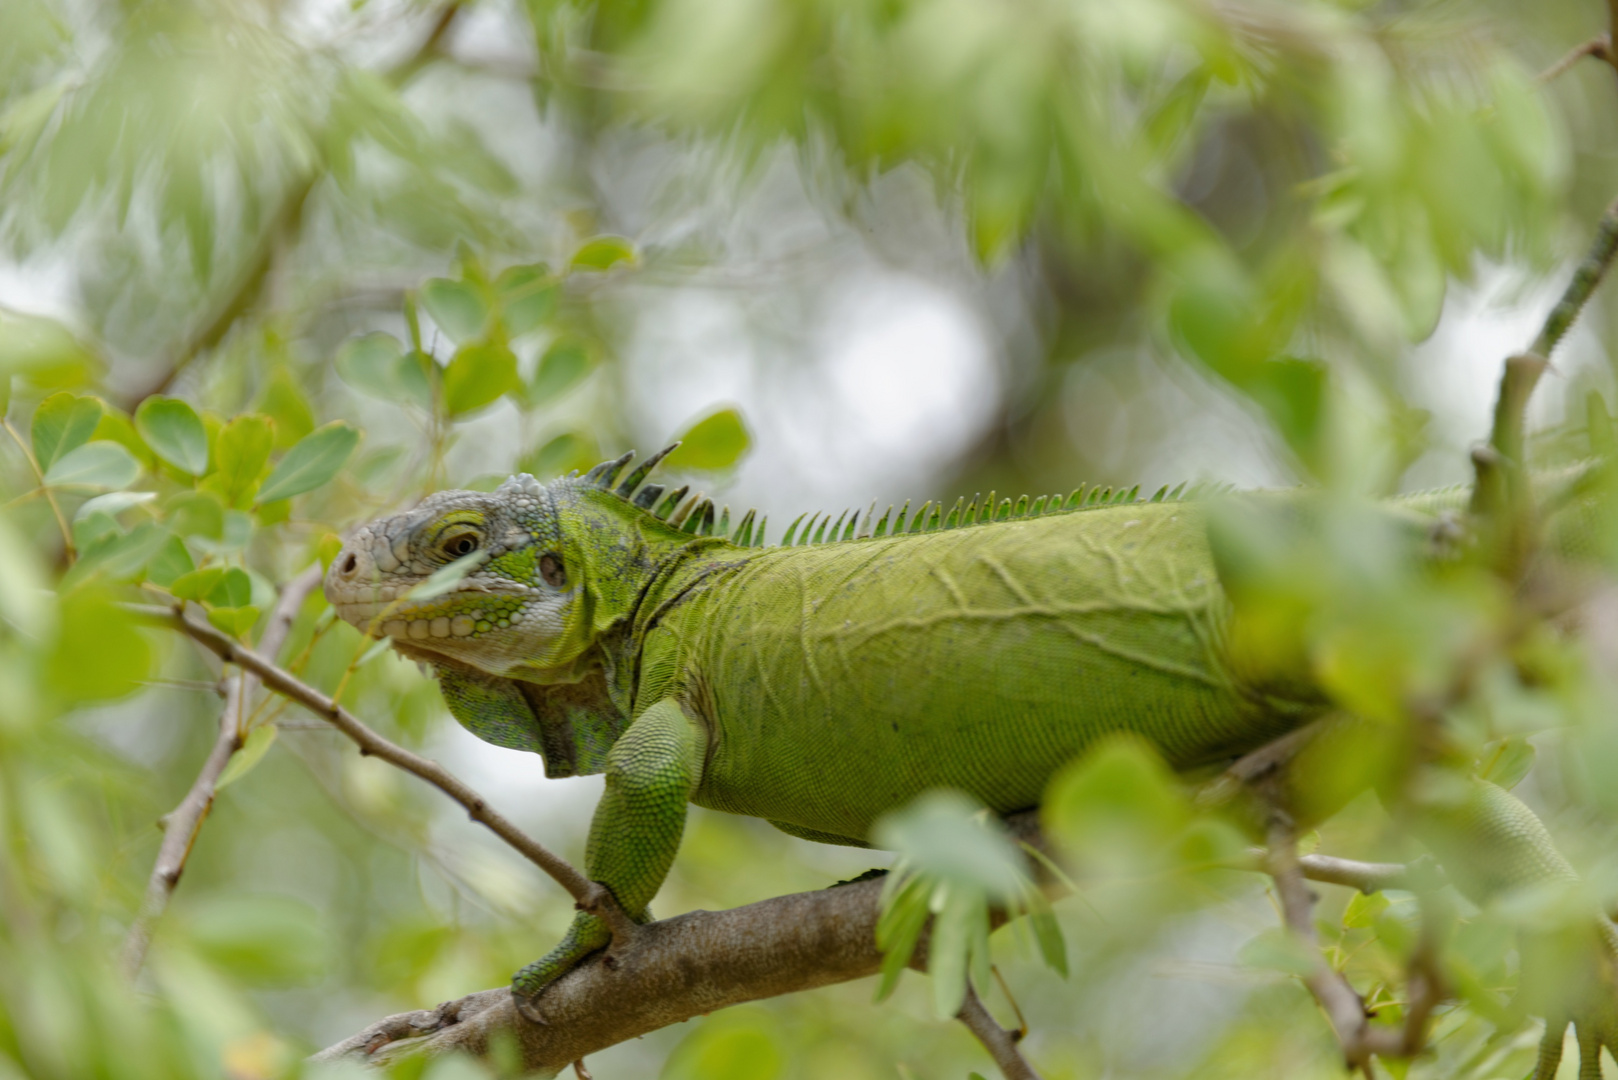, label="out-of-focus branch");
[957,985,1042,1080]
[121,562,323,977]
[121,0,467,409]
[1236,850,1429,894]
[1537,36,1614,83]
[123,601,598,907]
